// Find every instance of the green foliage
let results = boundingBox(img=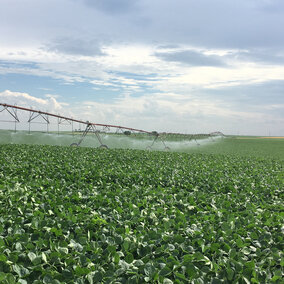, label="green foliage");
[0,144,283,283]
[124,131,131,136]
